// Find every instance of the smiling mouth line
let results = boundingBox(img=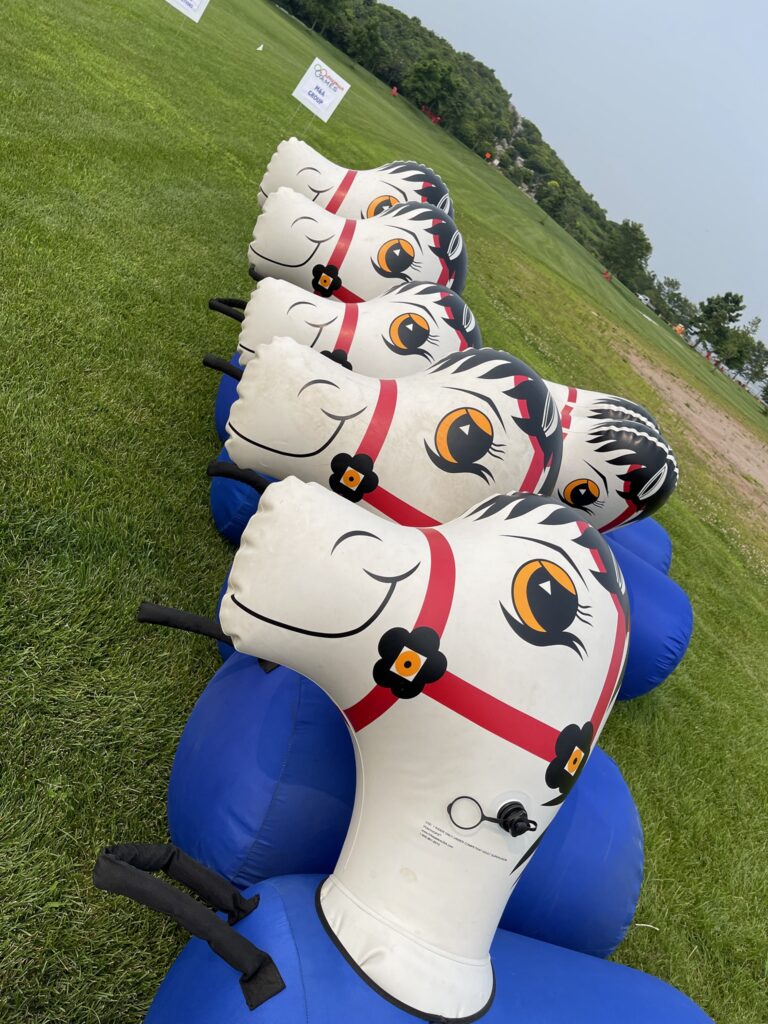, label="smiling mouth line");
[227,406,366,458]
[247,238,330,269]
[229,562,421,638]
